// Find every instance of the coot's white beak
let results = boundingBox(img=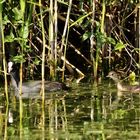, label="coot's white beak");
[8,62,13,73]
